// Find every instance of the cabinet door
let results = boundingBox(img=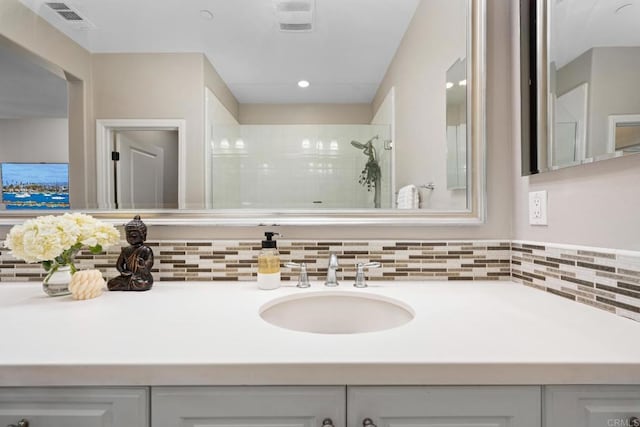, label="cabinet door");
[0,387,148,427]
[348,386,540,427]
[545,386,640,427]
[152,386,345,427]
